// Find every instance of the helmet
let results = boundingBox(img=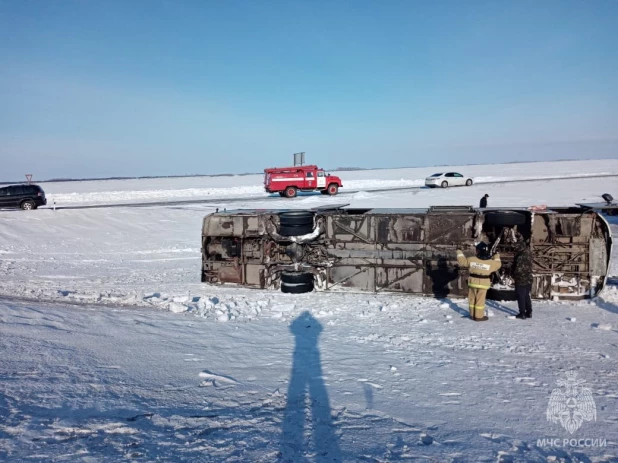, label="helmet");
[476,242,489,259]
